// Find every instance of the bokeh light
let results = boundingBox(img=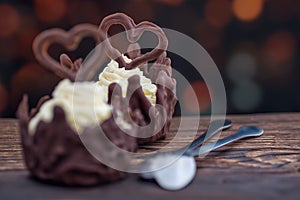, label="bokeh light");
[227,52,257,83]
[232,80,262,111]
[16,13,38,60]
[18,29,39,60]
[10,62,60,110]
[17,14,39,60]
[34,0,67,23]
[0,4,20,37]
[0,84,8,115]
[204,0,233,29]
[183,81,211,114]
[258,30,296,86]
[233,0,264,22]
[261,30,296,66]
